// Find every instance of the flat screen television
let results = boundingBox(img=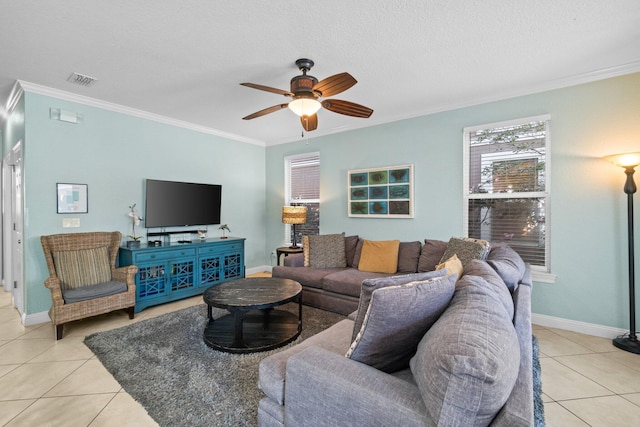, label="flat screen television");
[144,179,222,228]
